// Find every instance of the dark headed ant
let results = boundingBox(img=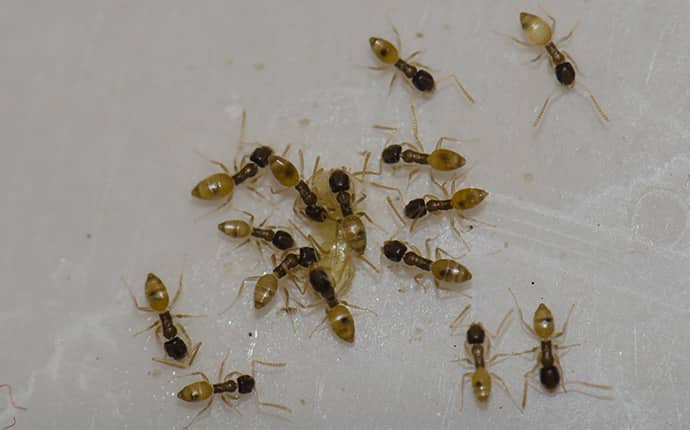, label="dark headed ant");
[177,357,290,429]
[382,238,471,289]
[510,290,612,409]
[507,11,608,126]
[129,272,202,369]
[368,26,474,102]
[218,210,295,255]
